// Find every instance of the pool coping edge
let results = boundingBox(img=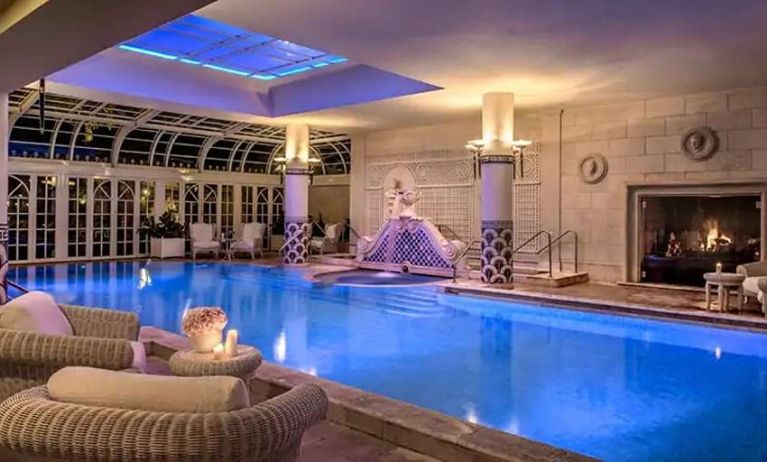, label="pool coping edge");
[140,326,594,462]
